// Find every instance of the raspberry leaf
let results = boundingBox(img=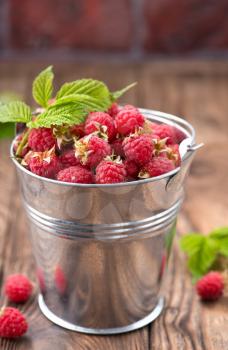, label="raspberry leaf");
[210,227,228,256]
[28,103,87,128]
[180,231,225,279]
[111,82,137,101]
[0,101,32,123]
[55,94,110,111]
[32,66,54,108]
[56,79,111,104]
